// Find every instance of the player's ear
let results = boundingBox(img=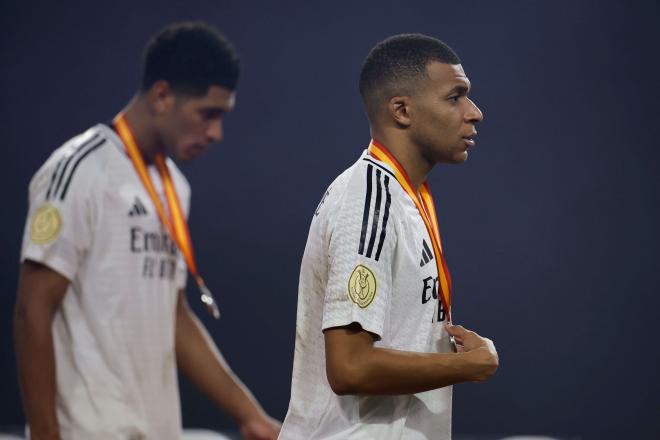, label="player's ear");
[147,80,176,115]
[387,96,412,128]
